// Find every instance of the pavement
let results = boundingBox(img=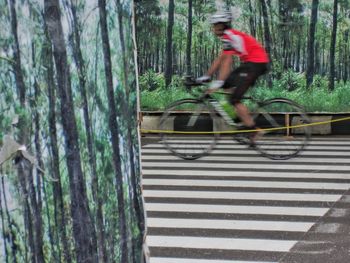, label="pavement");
[141,135,350,263]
